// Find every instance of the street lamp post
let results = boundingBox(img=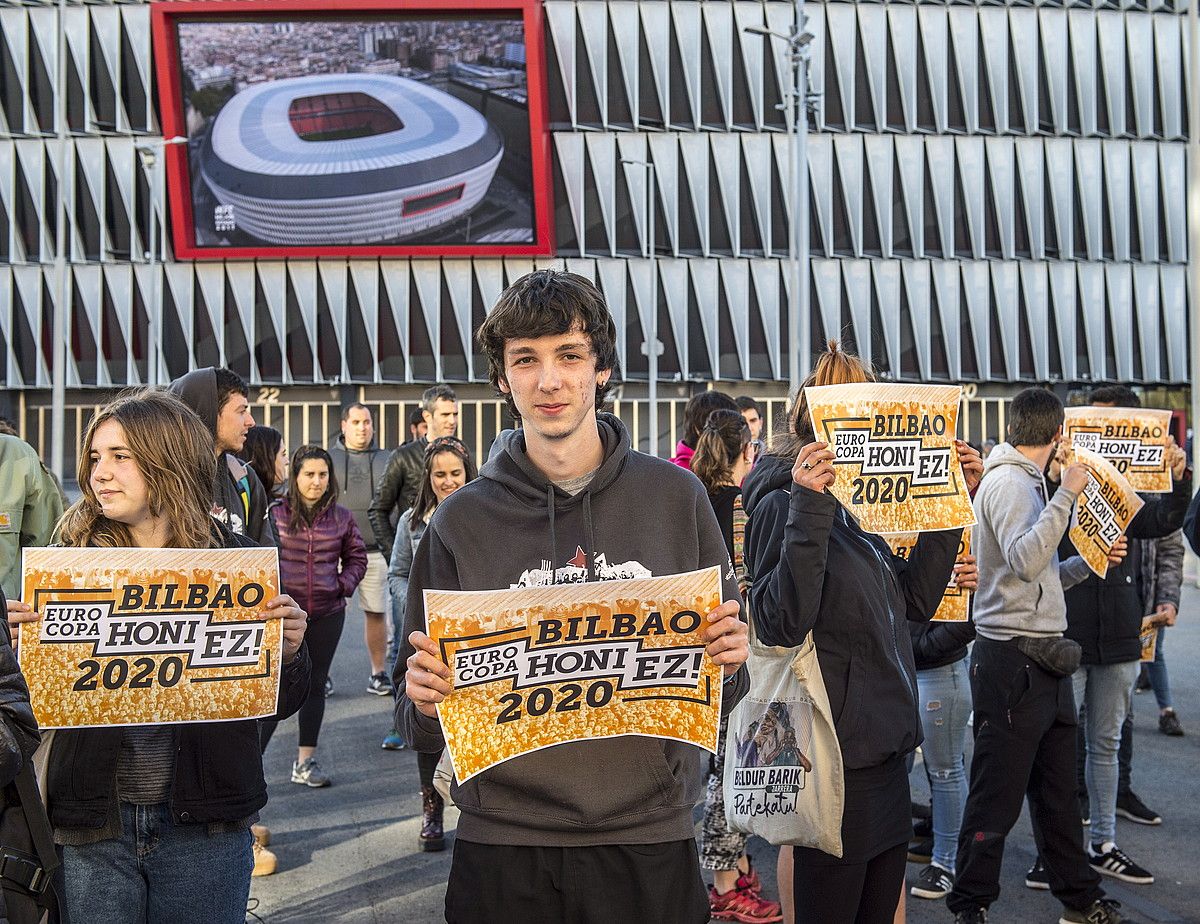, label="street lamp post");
[1188,0,1200,477]
[135,136,187,386]
[50,0,68,480]
[746,3,815,395]
[621,158,662,457]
